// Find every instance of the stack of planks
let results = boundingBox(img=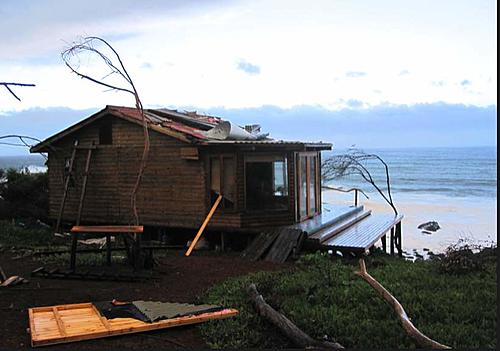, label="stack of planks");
[242,228,304,263]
